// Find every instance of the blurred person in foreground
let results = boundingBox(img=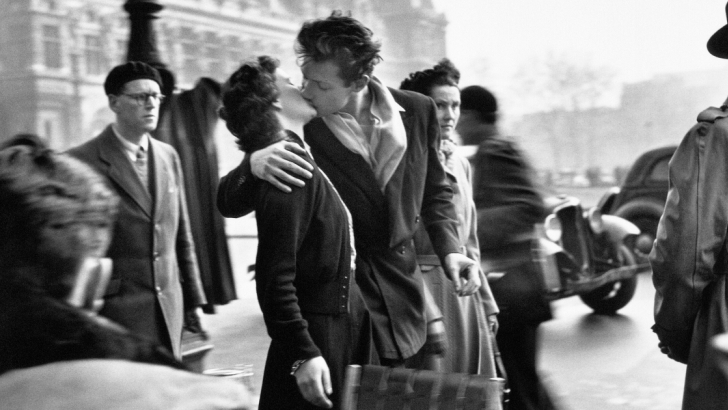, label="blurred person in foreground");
[0,136,252,410]
[217,11,480,368]
[68,61,207,359]
[0,134,181,373]
[650,3,728,409]
[458,86,556,410]
[218,56,372,410]
[399,59,500,375]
